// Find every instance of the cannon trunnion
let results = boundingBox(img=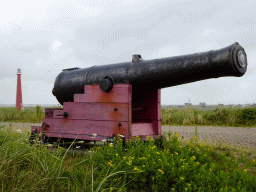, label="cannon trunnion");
[31,43,247,143]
